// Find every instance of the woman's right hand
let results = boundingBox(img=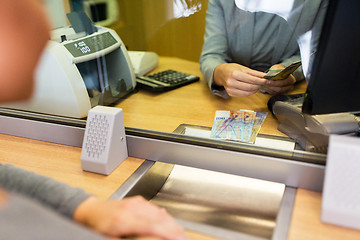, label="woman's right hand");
[213,63,267,97]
